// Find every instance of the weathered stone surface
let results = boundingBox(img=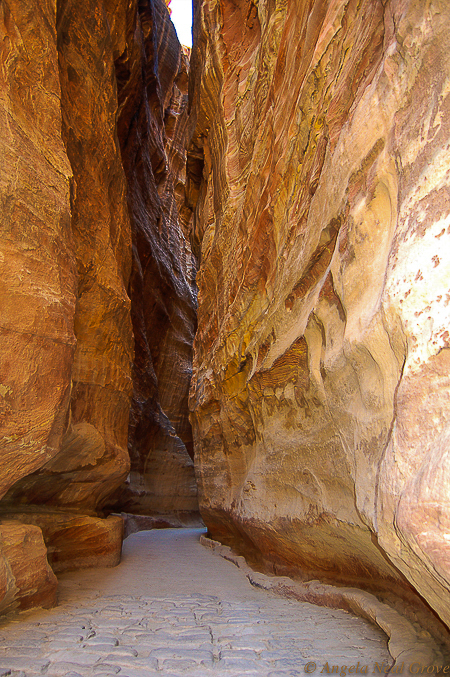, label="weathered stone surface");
[110,0,199,517]
[0,512,123,573]
[0,529,395,676]
[0,0,197,611]
[0,0,76,501]
[0,0,134,517]
[1,0,134,512]
[0,521,57,613]
[189,0,450,629]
